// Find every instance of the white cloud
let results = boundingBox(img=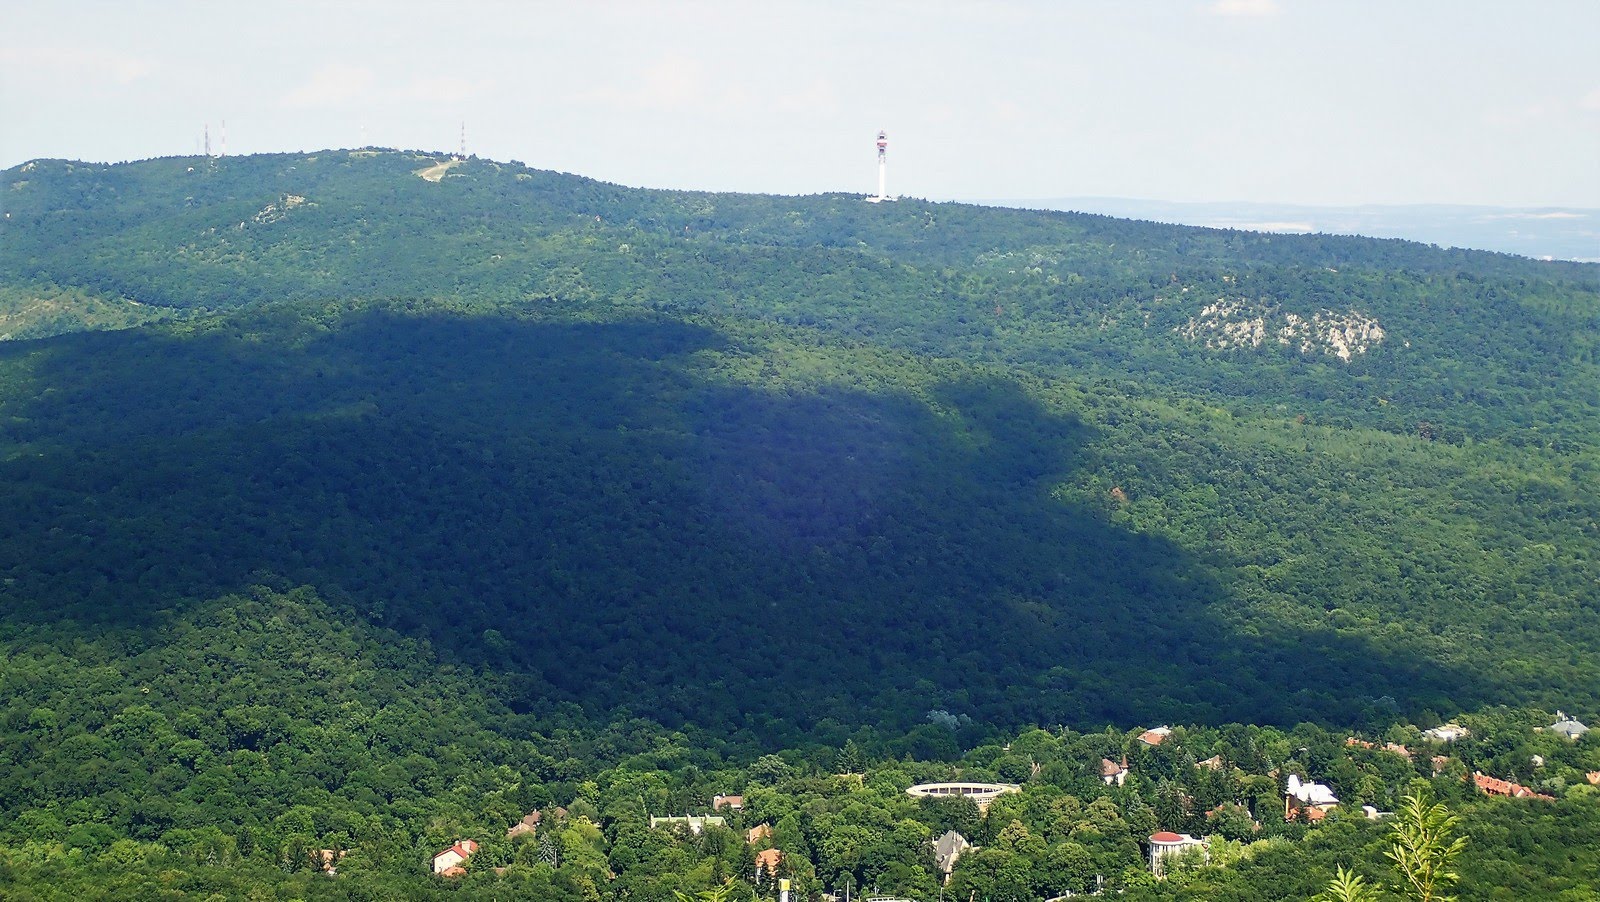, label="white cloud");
[0,46,153,84]
[1207,0,1280,16]
[279,64,378,110]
